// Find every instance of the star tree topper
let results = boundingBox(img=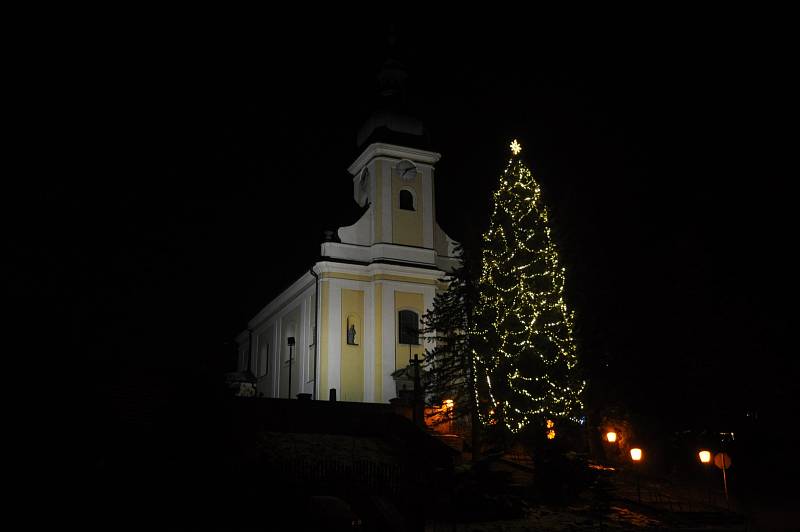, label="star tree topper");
[510,139,522,155]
